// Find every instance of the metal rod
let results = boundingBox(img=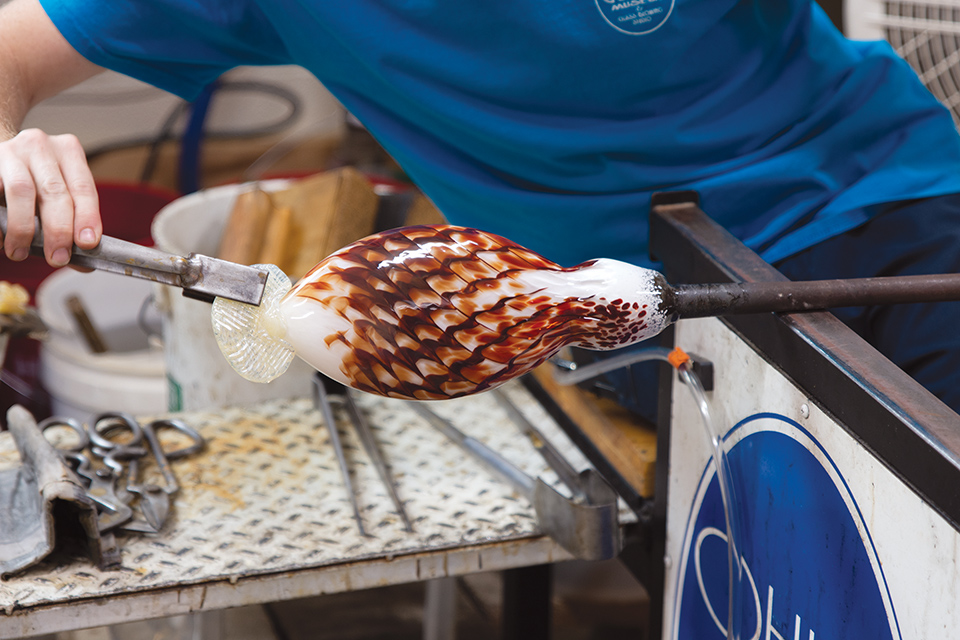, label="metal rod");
[65,294,108,354]
[408,402,537,500]
[668,273,960,319]
[342,389,414,532]
[491,388,585,501]
[312,375,369,537]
